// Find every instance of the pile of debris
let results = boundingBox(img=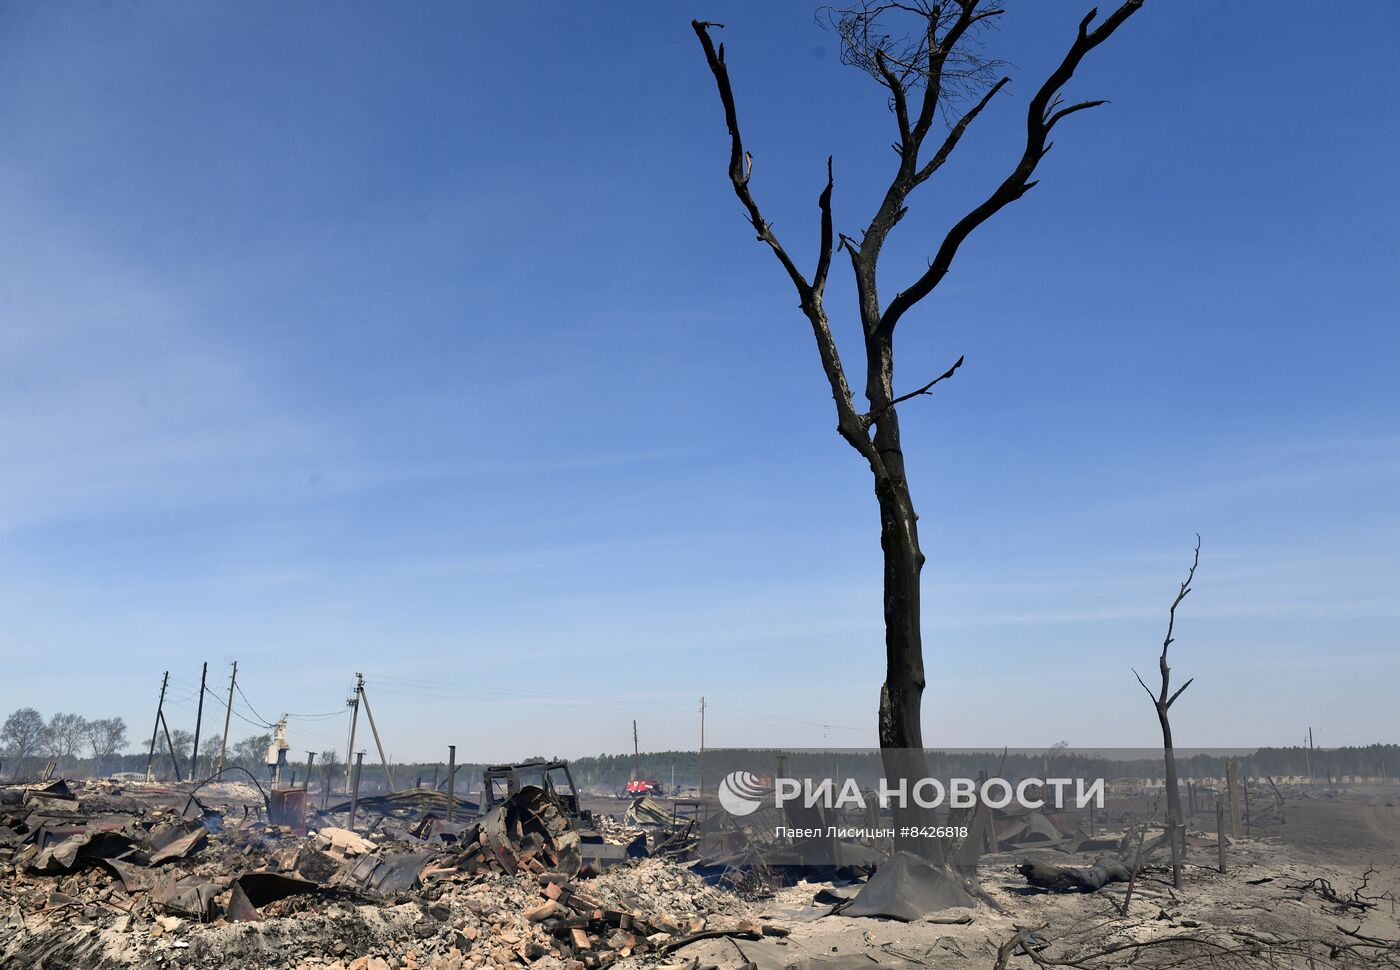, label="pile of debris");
[0,778,779,970]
